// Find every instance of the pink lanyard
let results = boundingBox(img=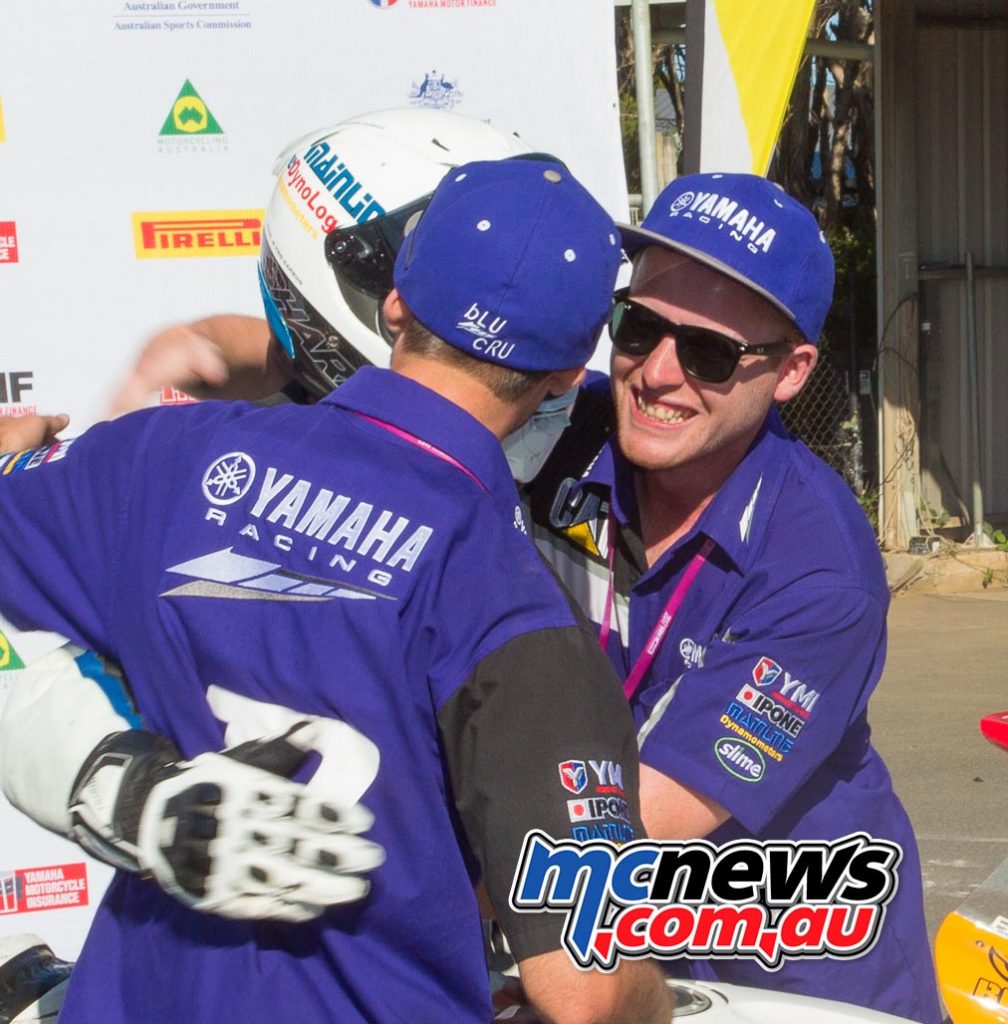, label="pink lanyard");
[354,412,487,492]
[598,513,715,702]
